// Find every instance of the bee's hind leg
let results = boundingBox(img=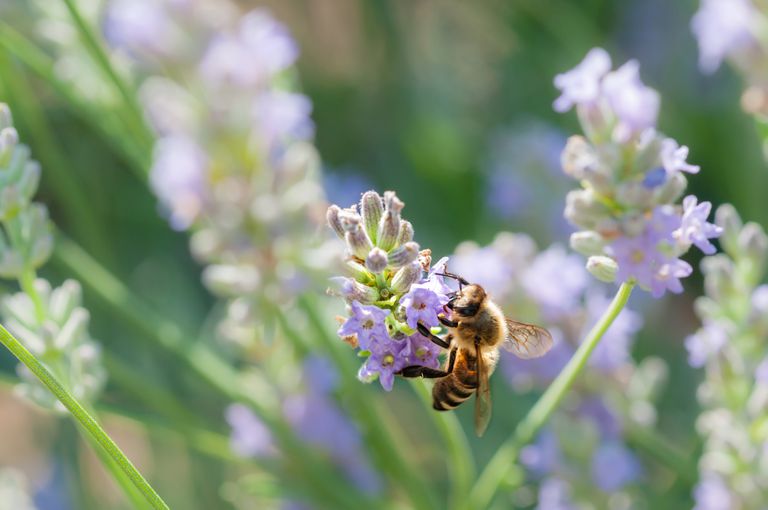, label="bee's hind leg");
[396,347,457,379]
